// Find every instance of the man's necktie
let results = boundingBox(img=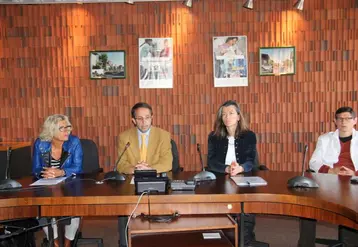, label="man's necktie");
[140,133,147,162]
